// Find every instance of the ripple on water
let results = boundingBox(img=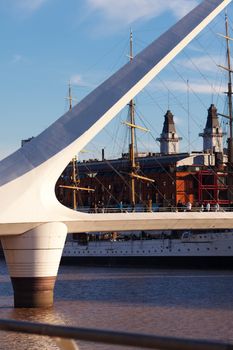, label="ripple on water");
[0,260,233,349]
